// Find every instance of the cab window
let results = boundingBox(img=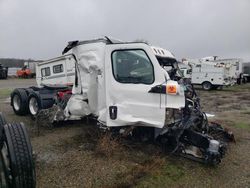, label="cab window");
[111,49,154,84]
